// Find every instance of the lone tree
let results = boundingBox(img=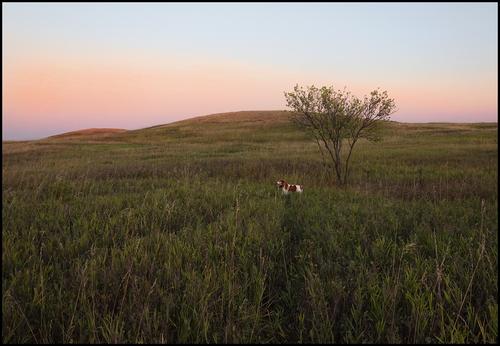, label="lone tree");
[285,85,396,185]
